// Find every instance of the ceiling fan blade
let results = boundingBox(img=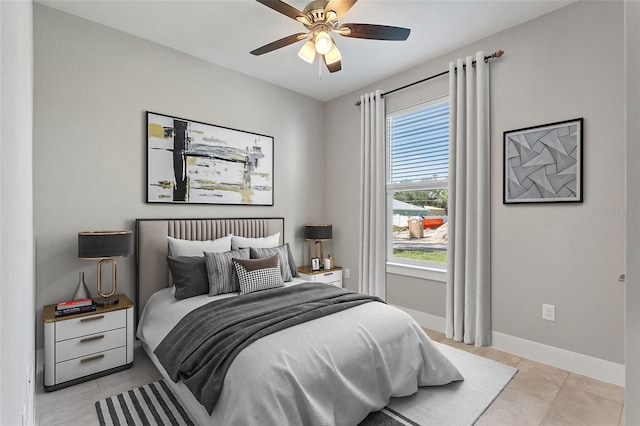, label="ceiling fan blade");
[255,0,310,24]
[338,23,411,41]
[324,0,357,20]
[323,40,342,72]
[323,56,342,73]
[250,33,308,55]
